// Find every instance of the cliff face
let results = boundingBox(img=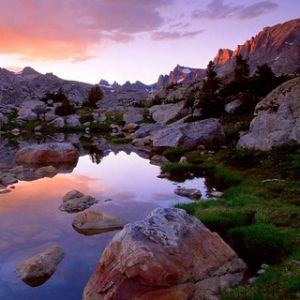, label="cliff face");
[155,65,206,89]
[214,18,300,75]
